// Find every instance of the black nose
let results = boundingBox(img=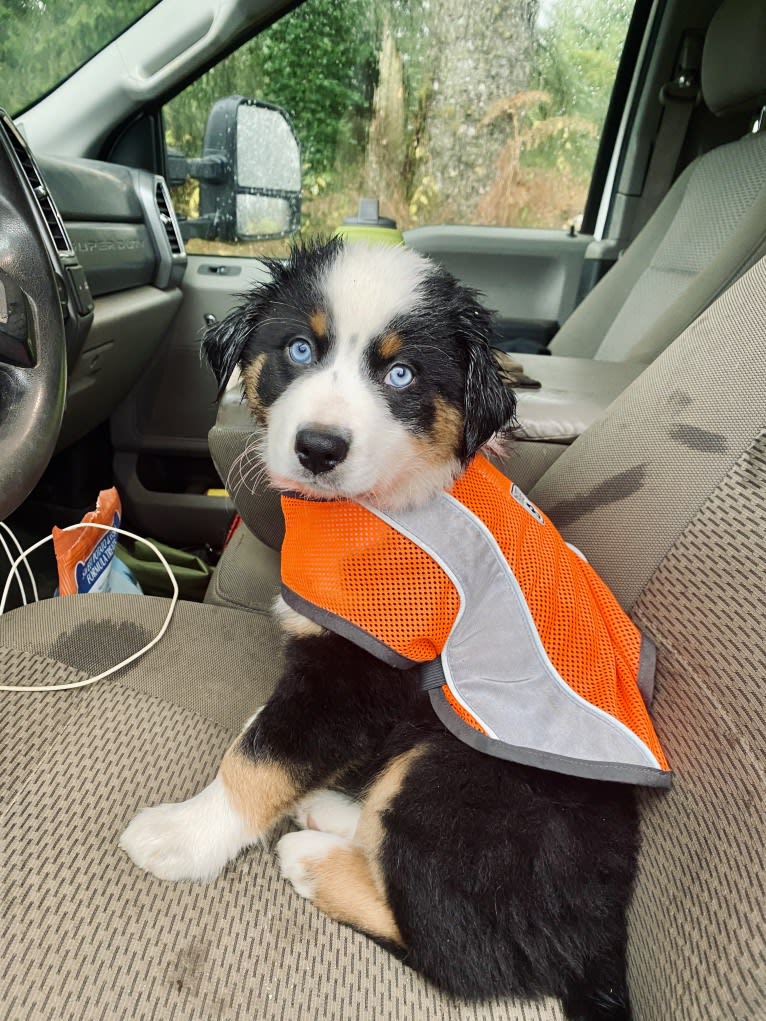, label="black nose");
[295,428,350,475]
